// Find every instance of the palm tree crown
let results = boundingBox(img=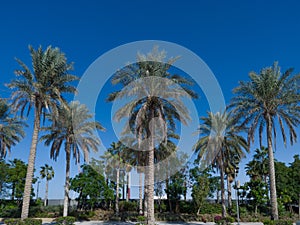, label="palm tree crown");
[42,101,104,163]
[230,62,300,147]
[0,99,25,158]
[40,164,54,181]
[8,45,78,118]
